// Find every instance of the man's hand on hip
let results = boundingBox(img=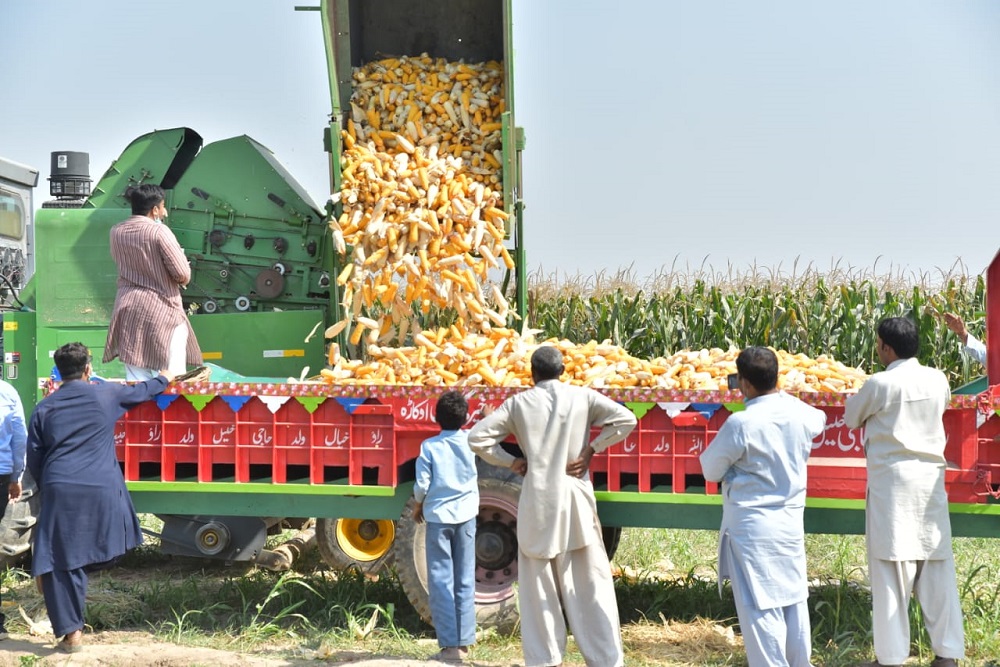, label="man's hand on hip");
[566,445,595,478]
[510,458,527,476]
